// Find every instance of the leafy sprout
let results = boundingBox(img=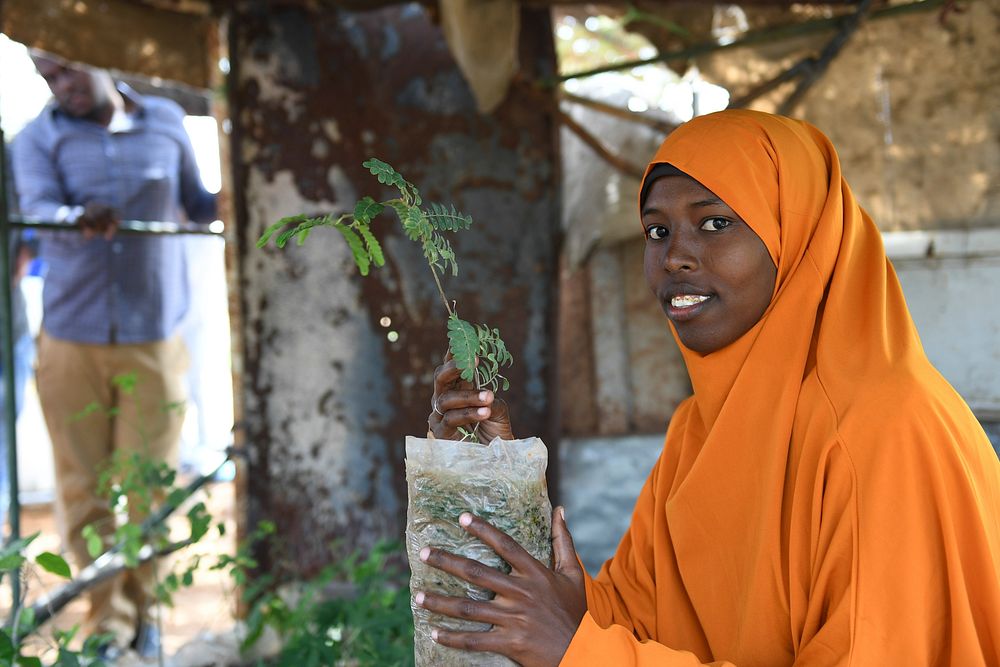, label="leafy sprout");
[258,159,513,440]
